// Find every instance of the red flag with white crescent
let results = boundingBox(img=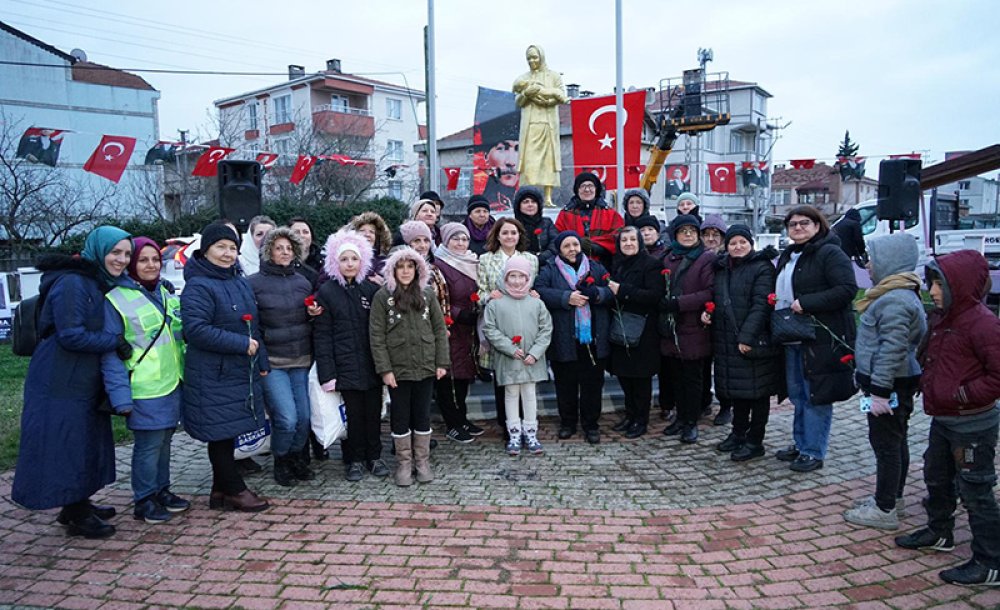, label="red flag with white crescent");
[740,161,768,171]
[191,146,234,177]
[83,135,137,183]
[889,153,921,160]
[707,163,737,194]
[444,167,461,191]
[789,159,815,170]
[570,91,647,189]
[255,152,279,169]
[290,155,317,184]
